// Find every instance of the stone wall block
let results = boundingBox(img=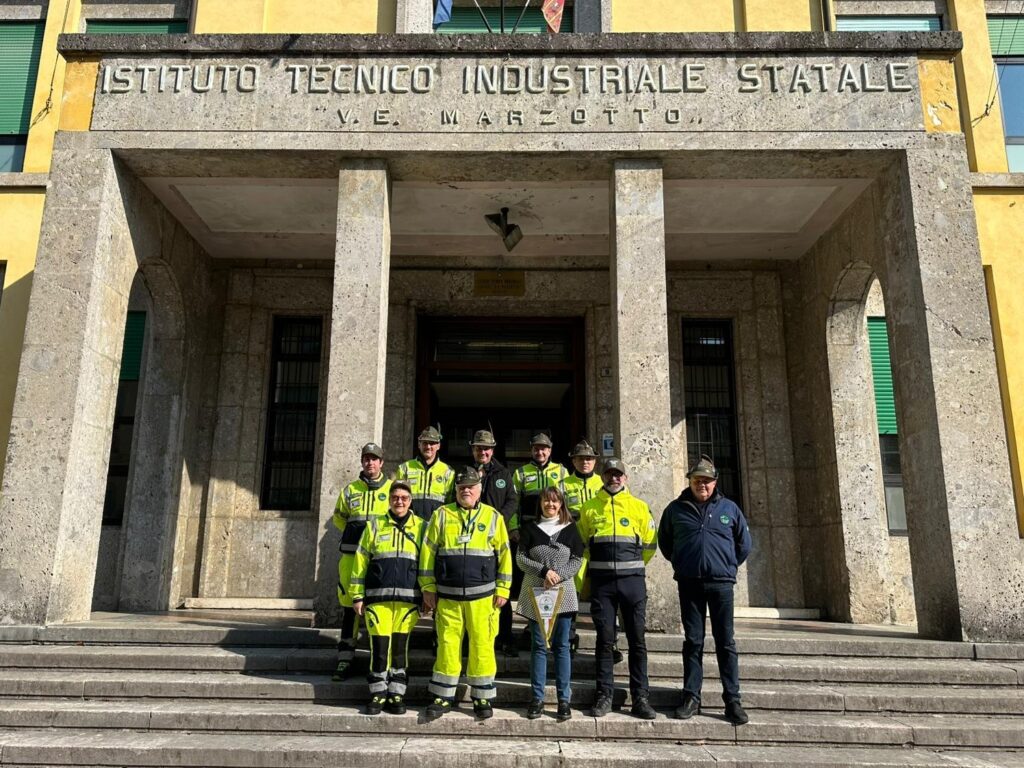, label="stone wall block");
[211,405,243,459]
[770,525,806,608]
